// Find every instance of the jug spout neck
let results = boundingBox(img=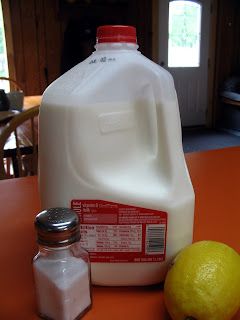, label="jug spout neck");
[94,43,139,51]
[95,25,138,51]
